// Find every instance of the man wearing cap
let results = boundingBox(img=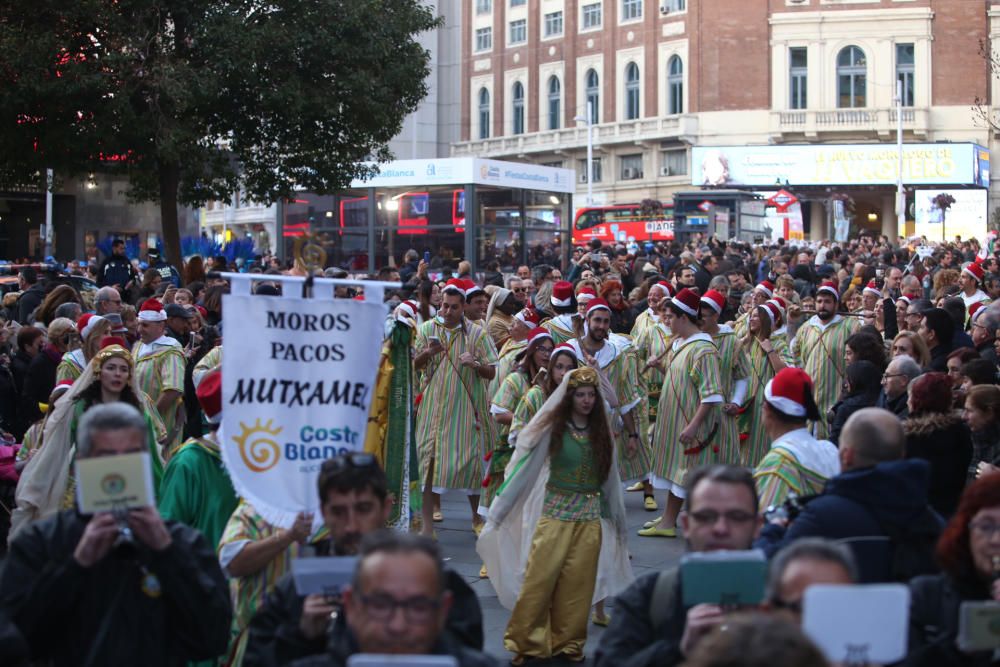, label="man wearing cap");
[699,290,749,466]
[959,262,991,310]
[641,288,725,538]
[541,281,581,345]
[732,280,774,339]
[791,281,859,440]
[158,370,238,548]
[567,298,651,503]
[164,304,194,349]
[148,247,181,288]
[413,281,498,535]
[752,367,840,511]
[133,299,187,452]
